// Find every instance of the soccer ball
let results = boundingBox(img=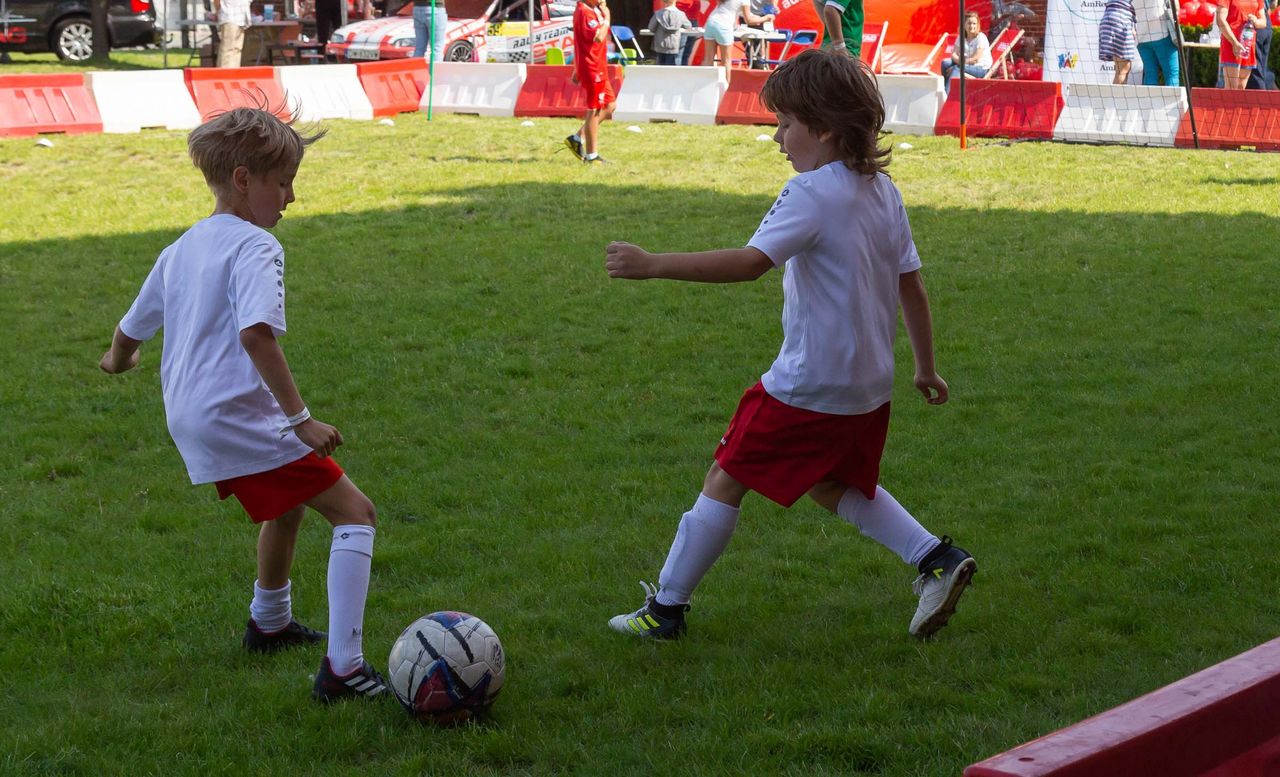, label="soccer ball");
[387,611,505,724]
